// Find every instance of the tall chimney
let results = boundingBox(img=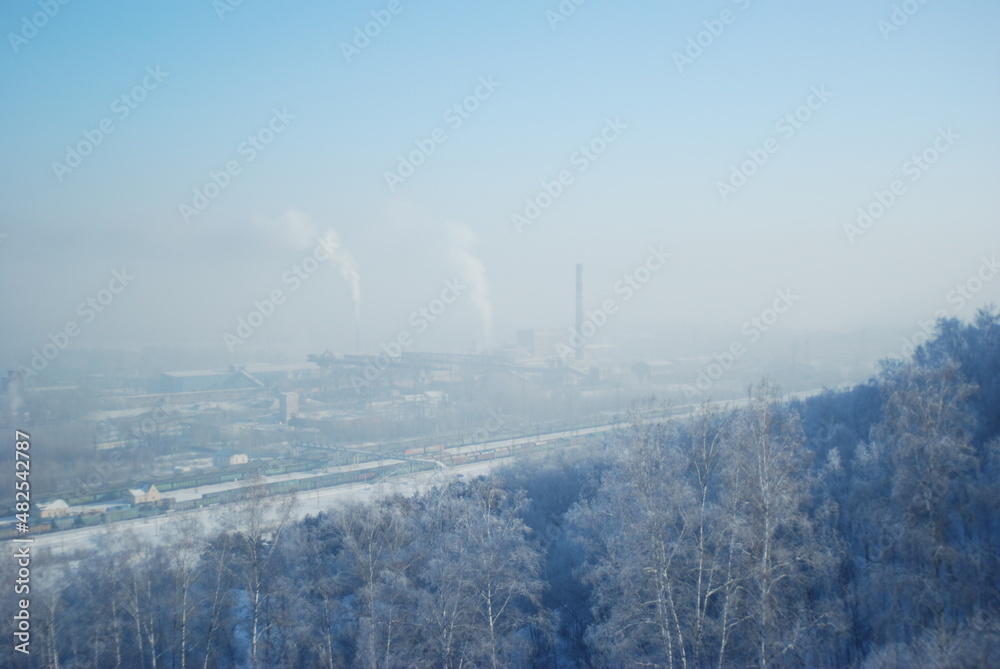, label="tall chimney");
[575,263,584,360]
